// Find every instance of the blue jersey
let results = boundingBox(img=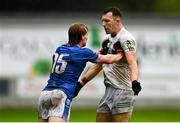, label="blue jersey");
[43,44,98,100]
